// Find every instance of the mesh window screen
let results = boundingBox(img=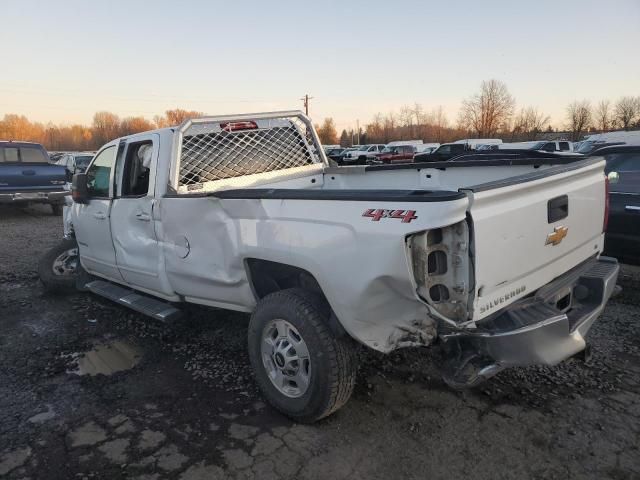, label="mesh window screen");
[178,116,321,188]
